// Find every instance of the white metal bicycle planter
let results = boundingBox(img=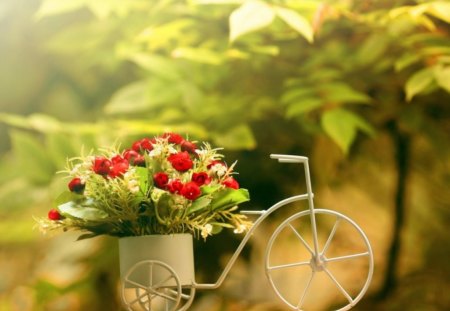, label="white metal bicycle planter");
[120,154,374,311]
